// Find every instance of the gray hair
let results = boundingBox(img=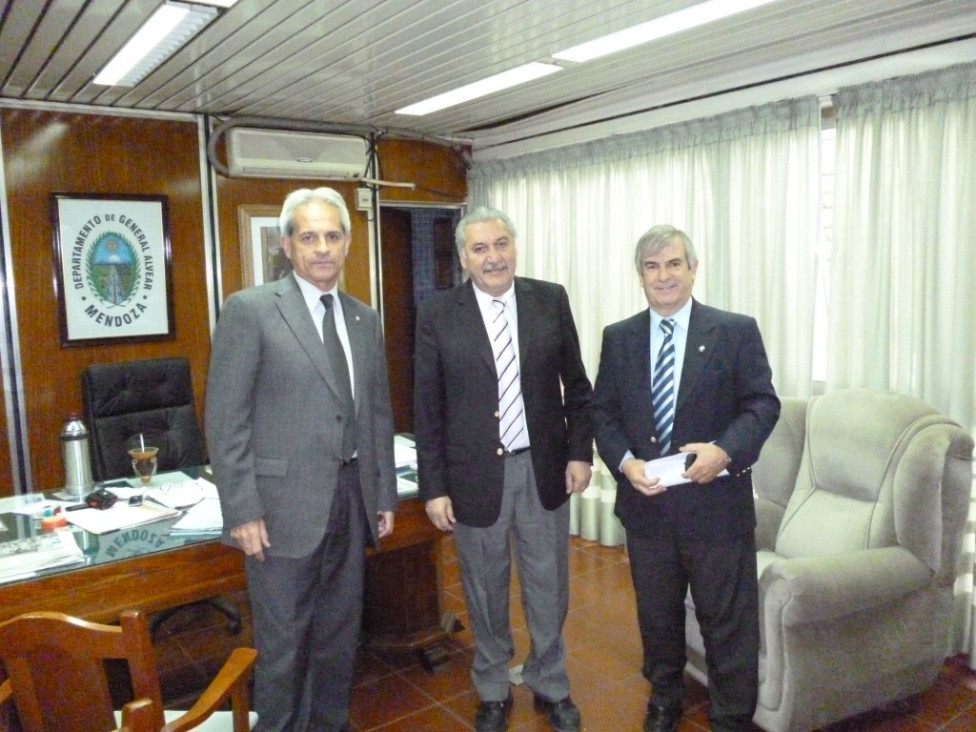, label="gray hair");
[634,225,698,273]
[279,187,351,237]
[455,206,518,254]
